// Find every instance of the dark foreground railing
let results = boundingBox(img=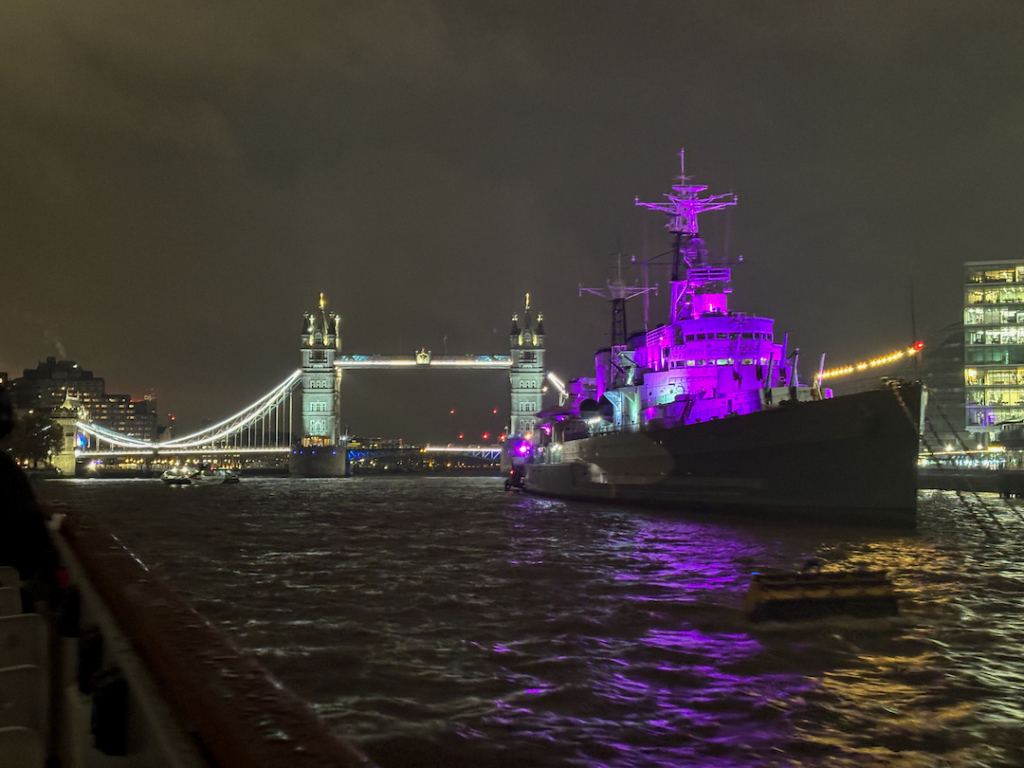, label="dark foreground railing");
[57,509,377,768]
